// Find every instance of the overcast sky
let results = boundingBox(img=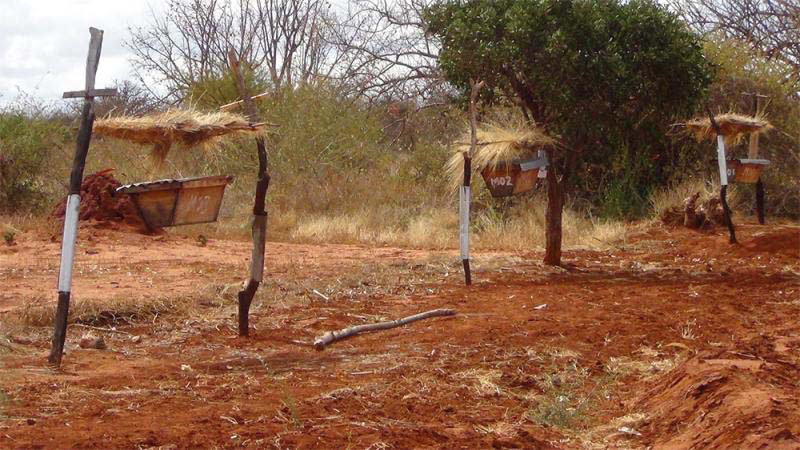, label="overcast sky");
[0,0,358,108]
[0,0,178,107]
